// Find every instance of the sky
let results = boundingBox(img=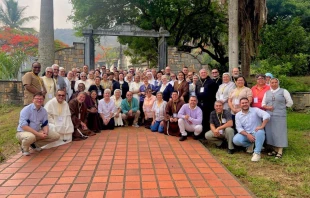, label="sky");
[17,0,73,31]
